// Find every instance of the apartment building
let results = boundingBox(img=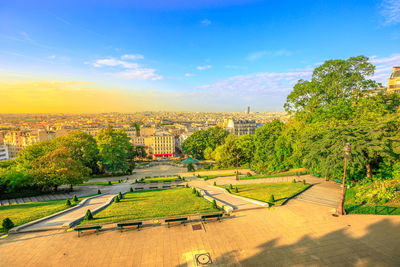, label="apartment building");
[224,119,257,136]
[149,132,175,159]
[387,66,400,94]
[3,130,53,158]
[0,145,9,161]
